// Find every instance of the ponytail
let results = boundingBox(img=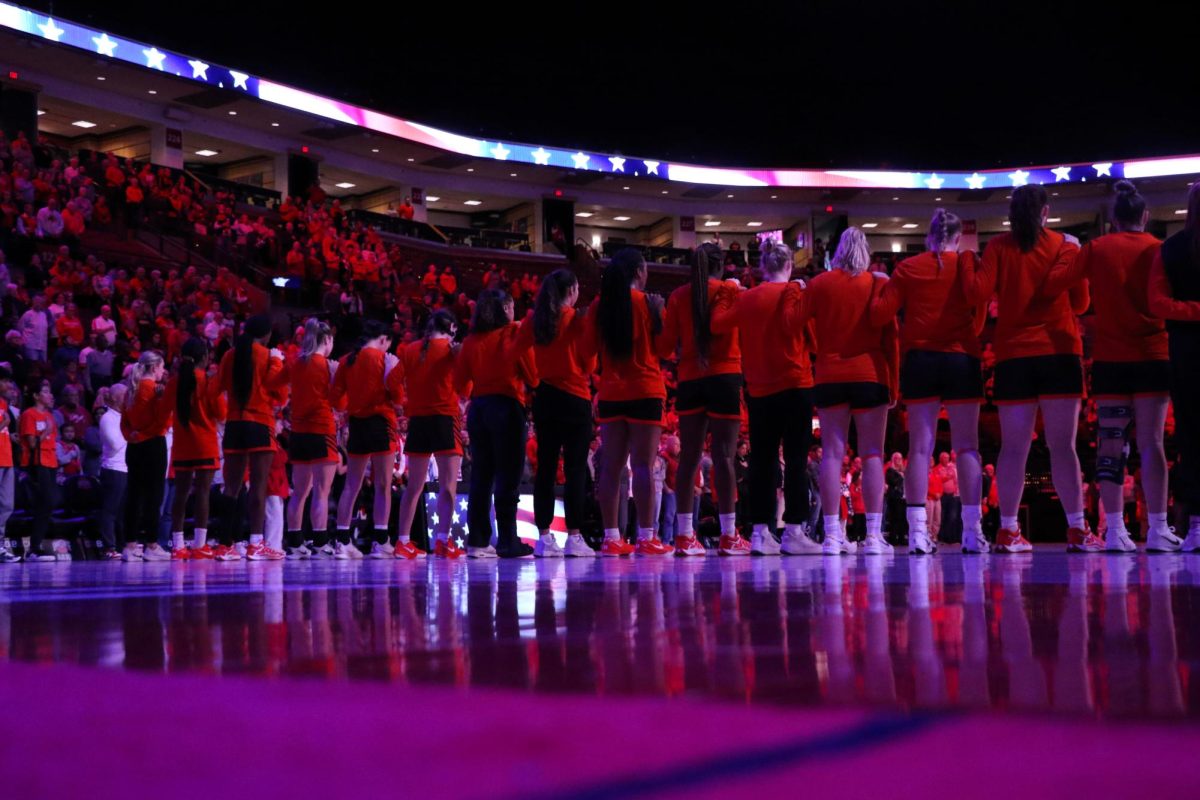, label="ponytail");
[124,350,164,410]
[298,318,331,362]
[533,269,578,346]
[690,242,723,366]
[1009,185,1048,253]
[176,337,208,428]
[347,318,389,368]
[597,248,643,361]
[233,314,272,410]
[926,208,963,269]
[421,309,457,361]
